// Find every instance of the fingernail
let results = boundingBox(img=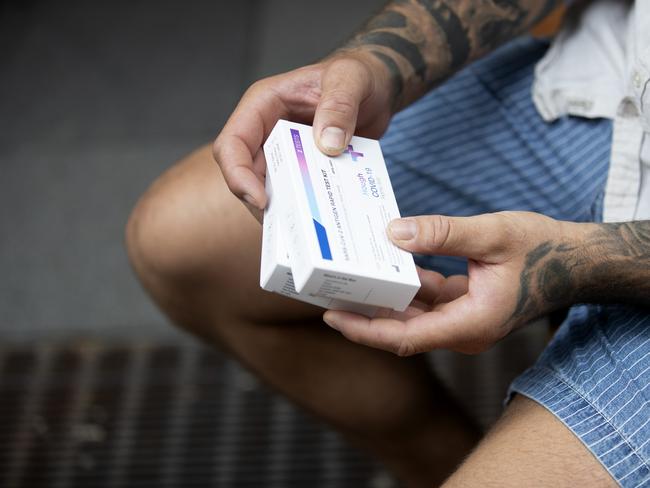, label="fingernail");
[388,219,417,240]
[242,193,257,208]
[320,127,345,152]
[323,312,338,330]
